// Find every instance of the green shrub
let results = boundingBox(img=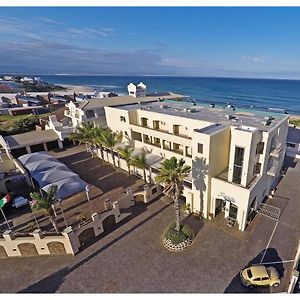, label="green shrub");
[164,222,193,245]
